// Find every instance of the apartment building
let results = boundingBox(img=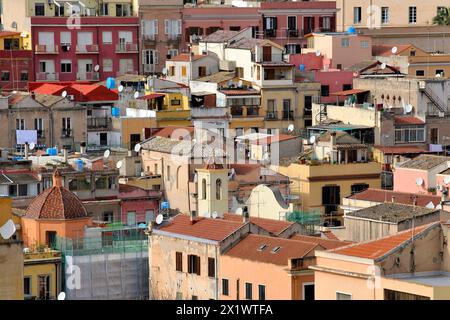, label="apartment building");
[31,16,139,82]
